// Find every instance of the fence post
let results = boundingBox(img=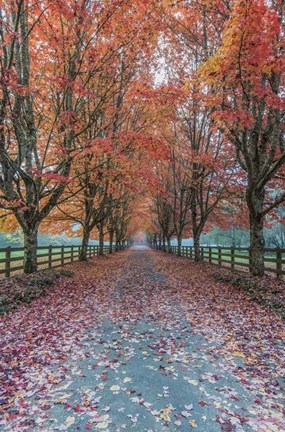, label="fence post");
[209,247,212,264]
[48,245,52,269]
[61,245,64,266]
[231,247,235,271]
[249,248,252,273]
[5,247,11,278]
[190,246,193,259]
[201,247,204,261]
[218,247,222,267]
[276,248,282,278]
[71,245,74,262]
